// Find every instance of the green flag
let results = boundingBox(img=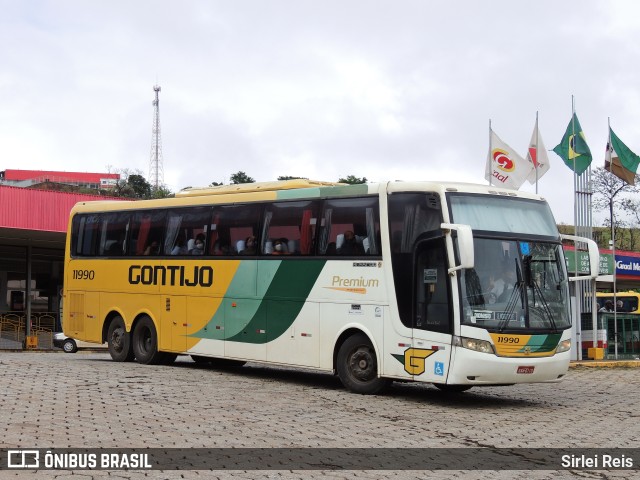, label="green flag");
[606,128,640,185]
[552,113,592,175]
